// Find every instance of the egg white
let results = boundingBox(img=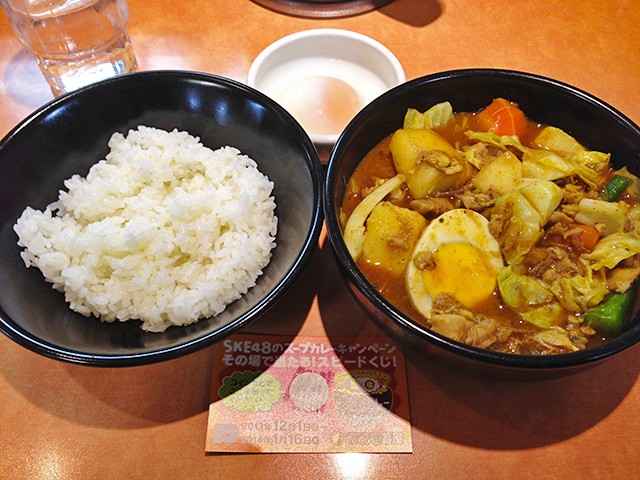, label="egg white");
[406,209,504,318]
